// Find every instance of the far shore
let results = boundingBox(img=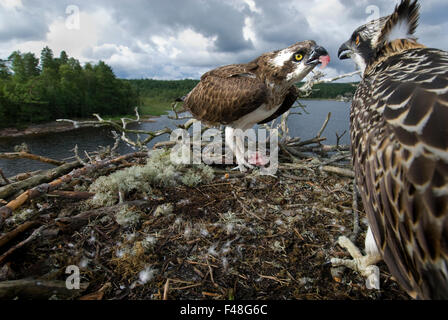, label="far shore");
[0,115,159,139]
